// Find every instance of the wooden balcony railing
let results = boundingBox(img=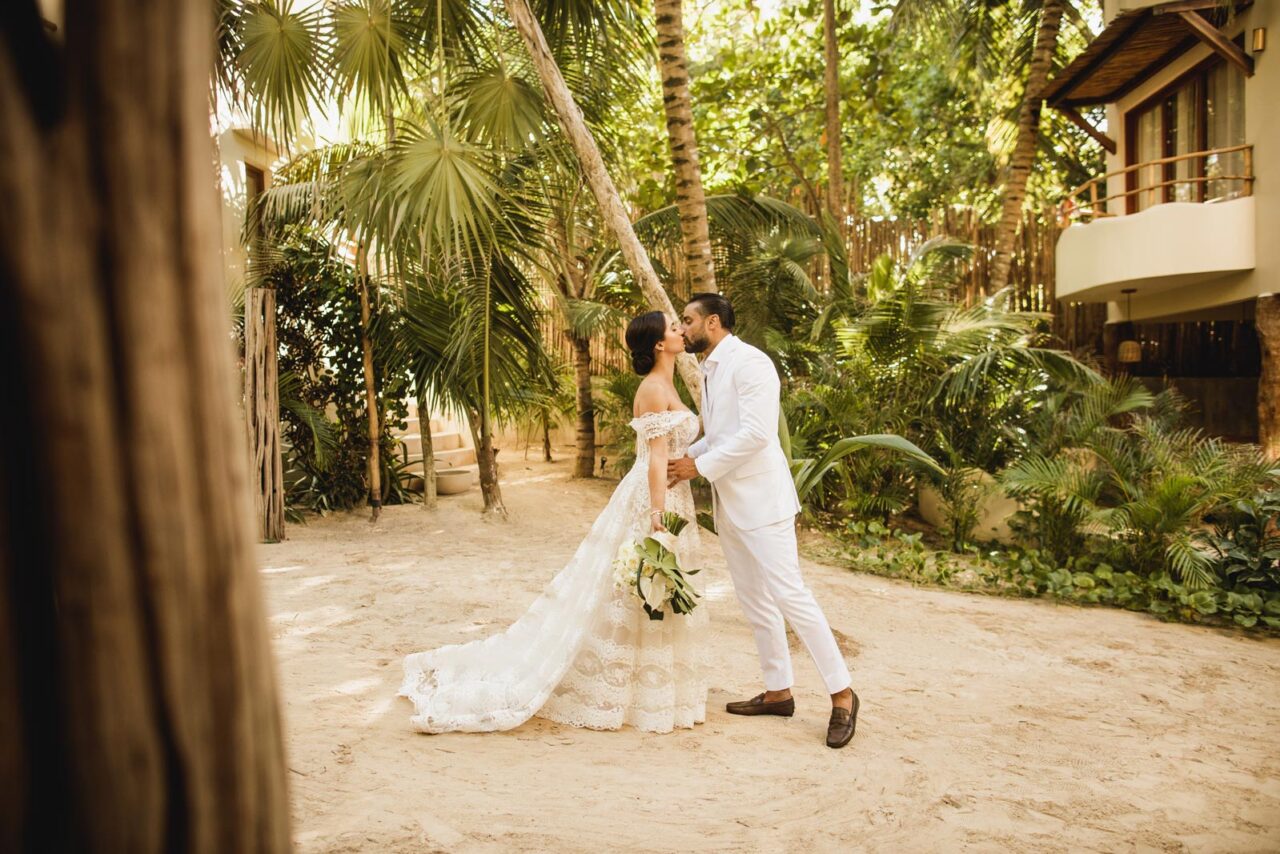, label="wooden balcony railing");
[1060,144,1253,224]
